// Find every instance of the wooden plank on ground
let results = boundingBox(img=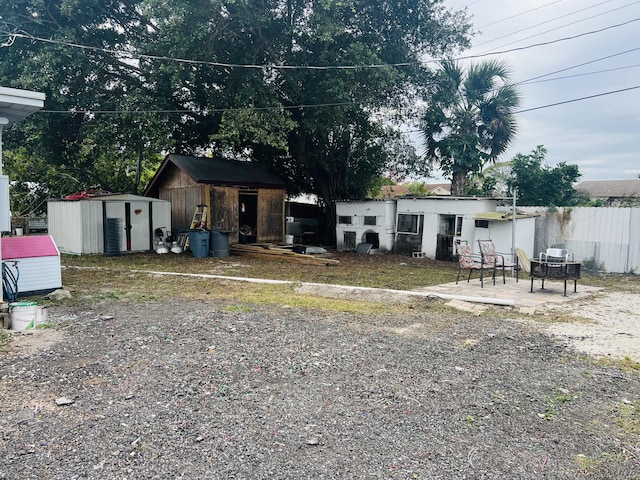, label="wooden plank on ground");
[516,247,530,273]
[230,244,339,266]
